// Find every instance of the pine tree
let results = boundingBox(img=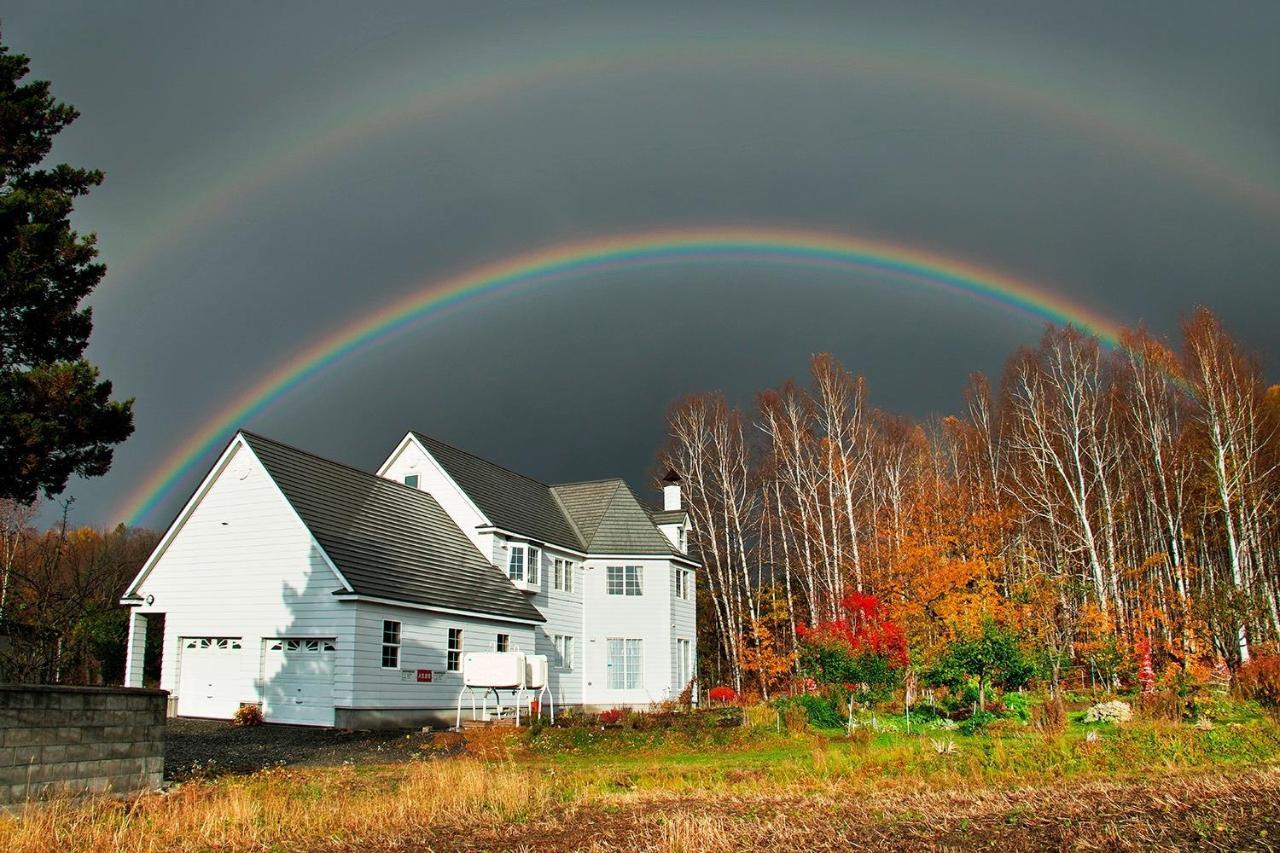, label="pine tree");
[0,31,133,503]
